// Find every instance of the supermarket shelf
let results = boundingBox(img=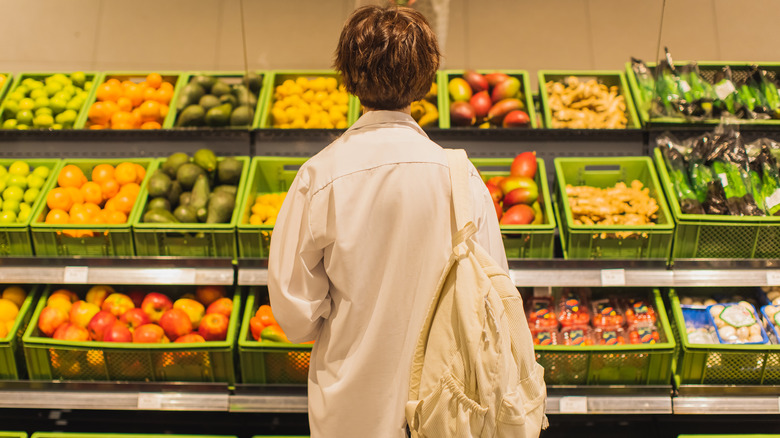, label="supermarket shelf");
[230,385,308,413]
[0,257,235,285]
[673,384,780,415]
[545,386,673,415]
